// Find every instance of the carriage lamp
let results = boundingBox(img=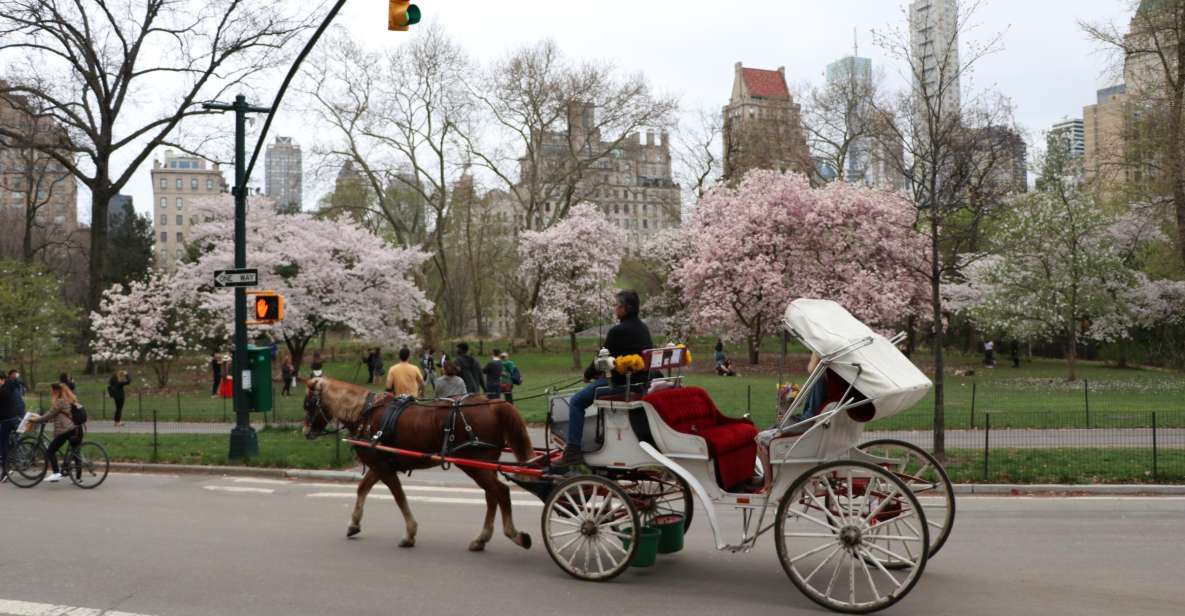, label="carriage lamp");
[388,0,421,31]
